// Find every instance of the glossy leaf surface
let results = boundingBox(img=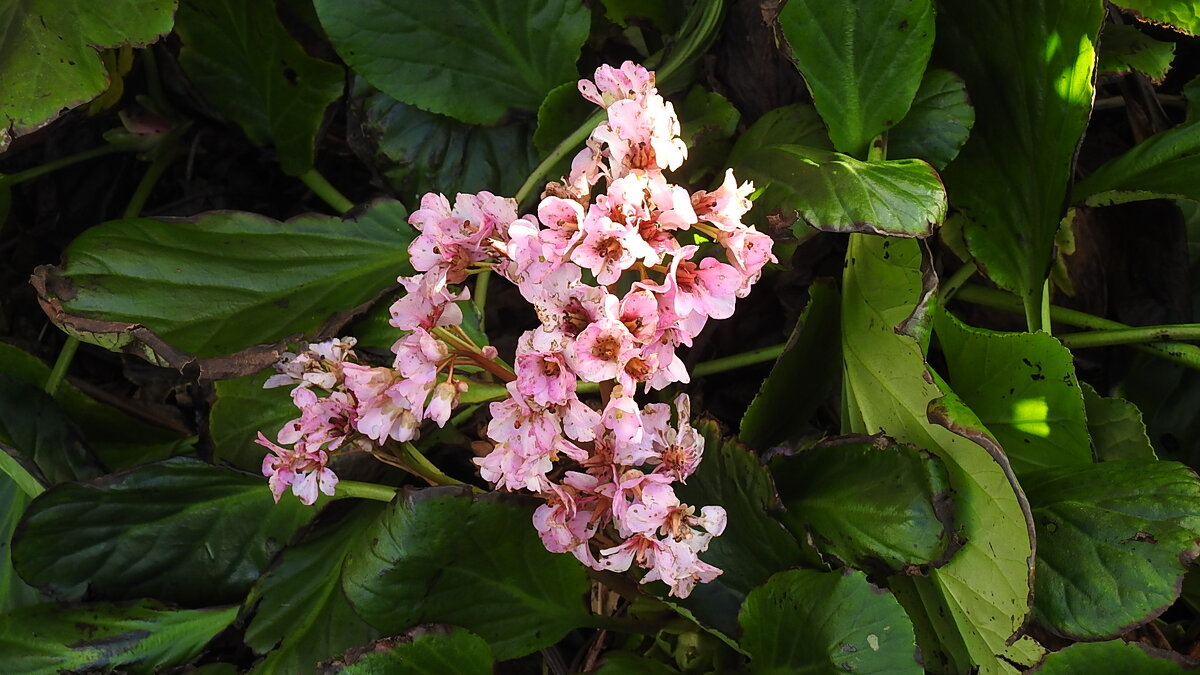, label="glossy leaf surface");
[1072,118,1200,206]
[1024,460,1200,640]
[314,0,589,125]
[340,488,590,660]
[888,68,975,170]
[13,458,313,606]
[326,626,493,675]
[739,569,920,674]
